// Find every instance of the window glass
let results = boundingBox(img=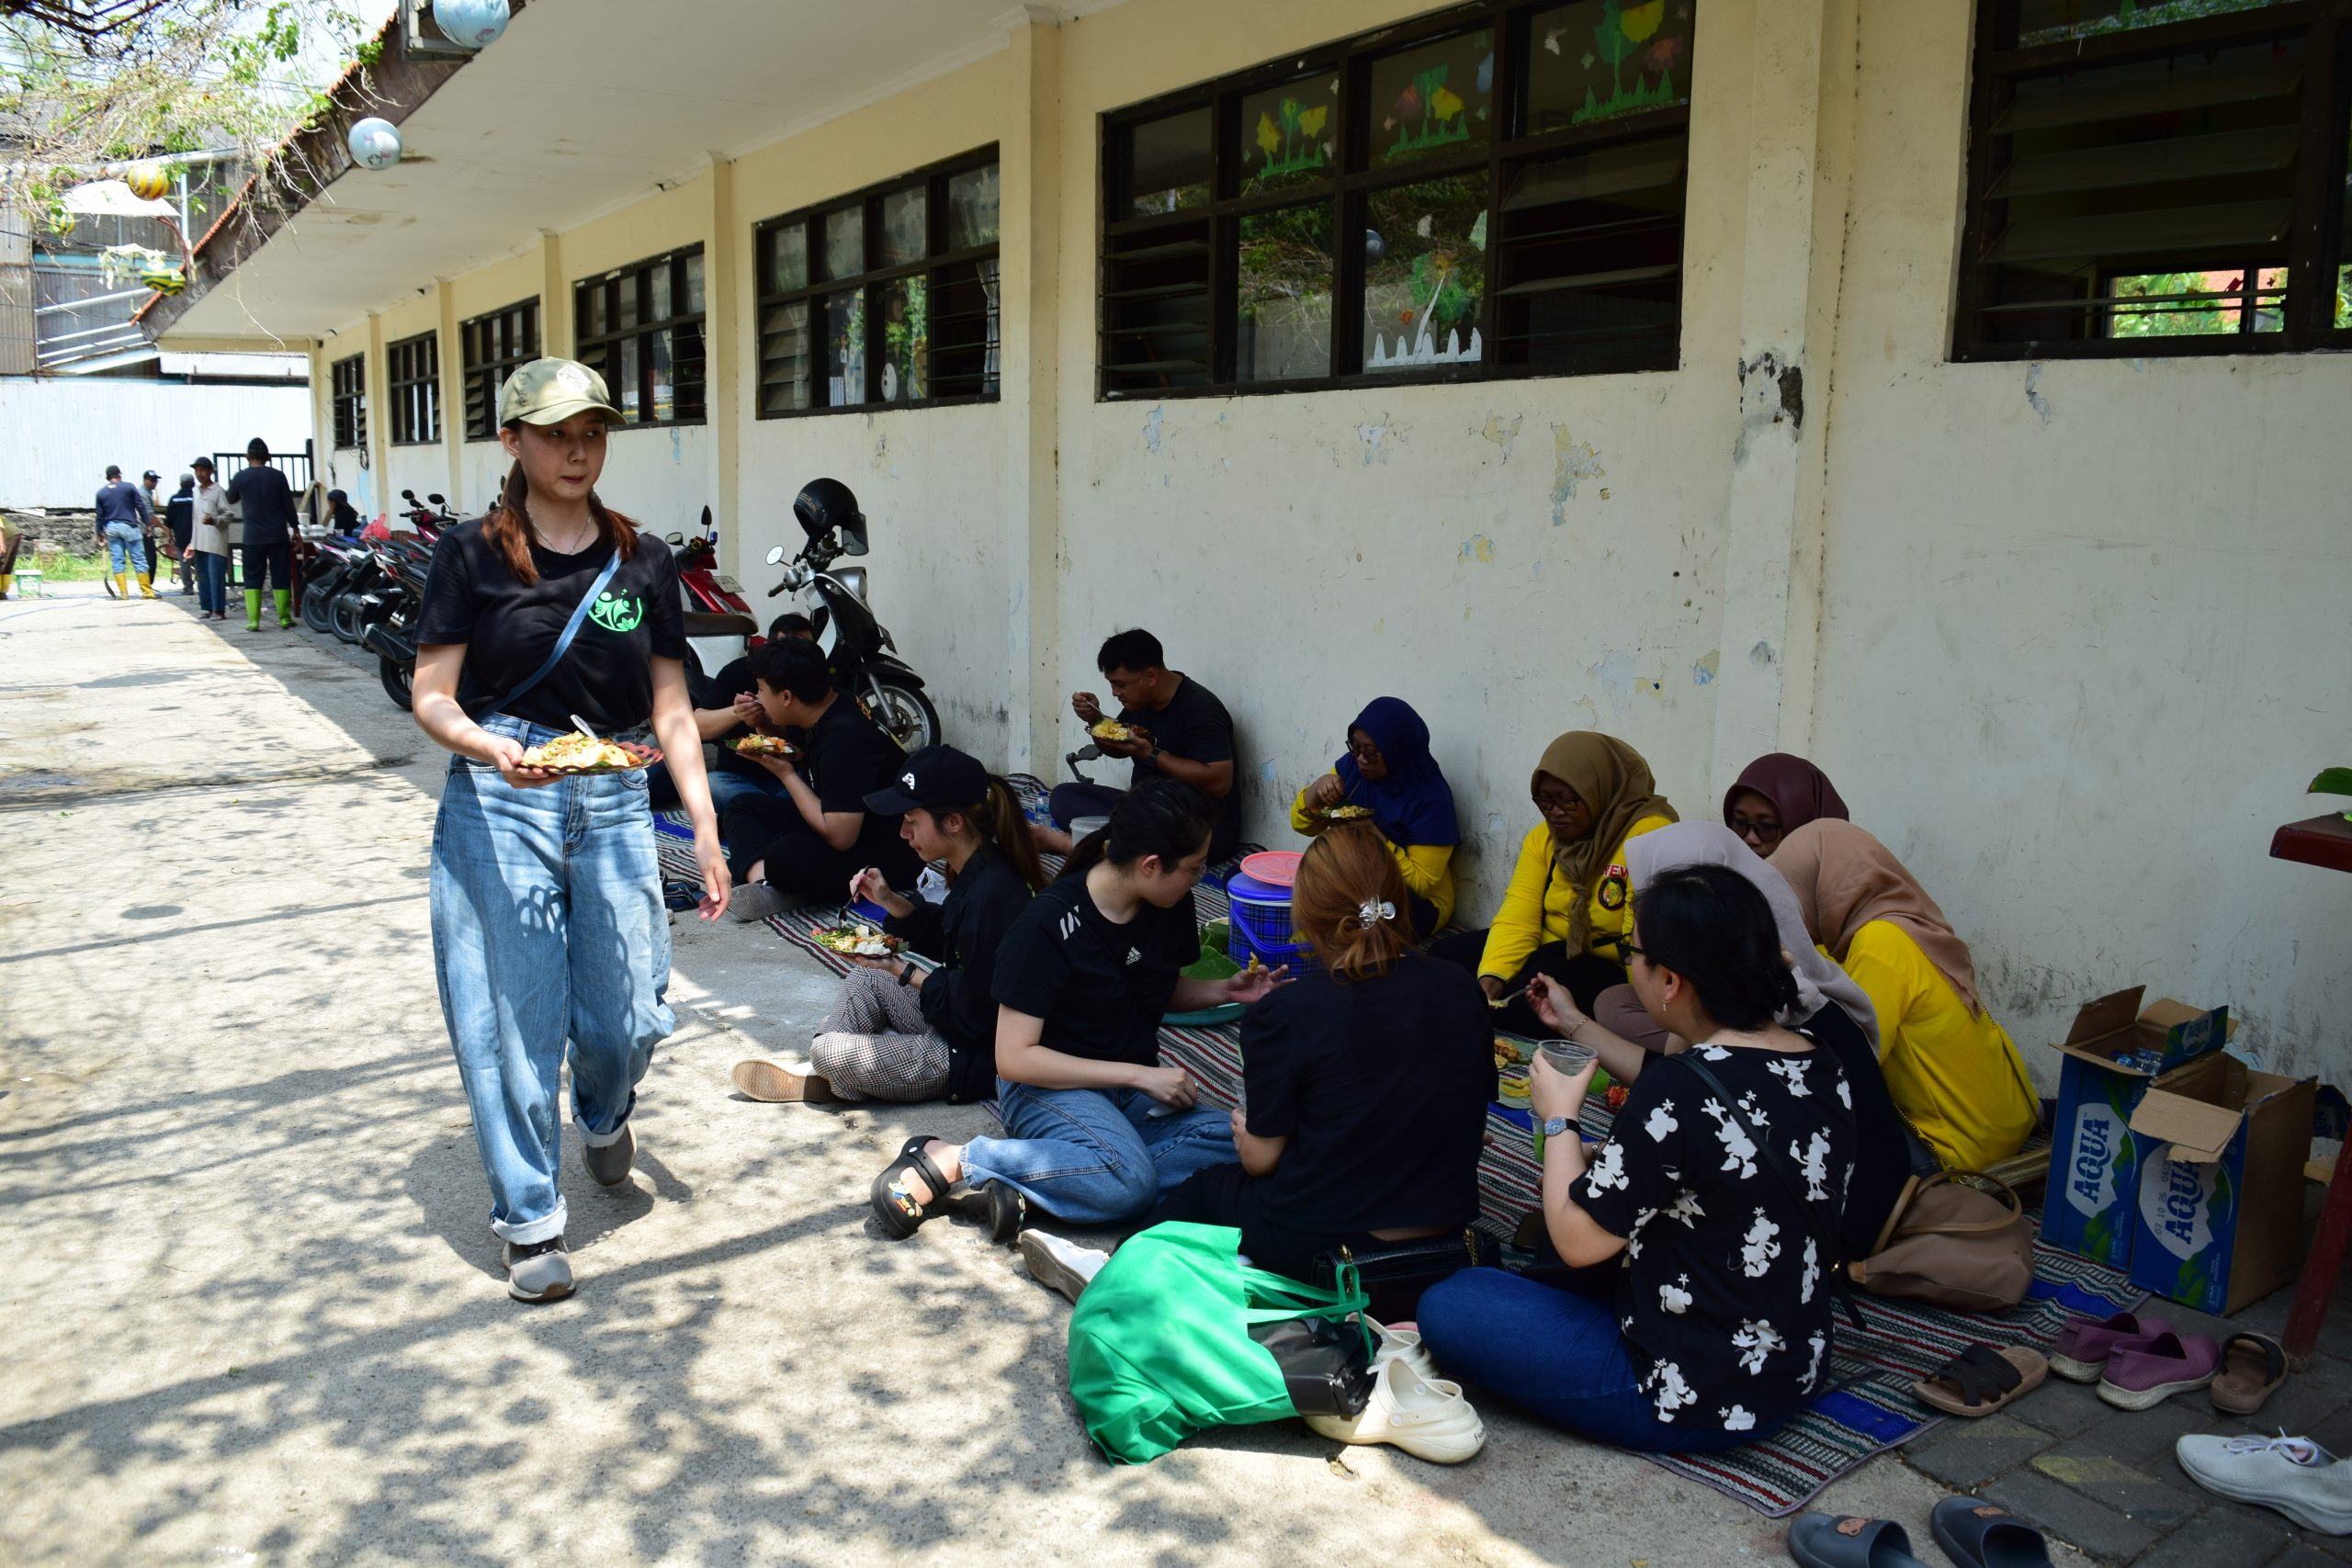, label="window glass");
[1237,203,1334,381]
[1124,108,1213,216]
[769,225,808,293]
[880,186,927,268]
[650,328,677,423]
[1369,28,1493,167]
[1238,74,1340,198]
[684,251,705,315]
[825,290,868,406]
[879,276,927,400]
[2015,0,2285,46]
[650,263,673,323]
[1494,139,1685,374]
[614,335,641,420]
[614,277,639,332]
[947,163,1001,248]
[761,300,811,413]
[1524,0,1692,137]
[578,285,604,339]
[1362,174,1490,372]
[821,207,865,281]
[932,258,1001,396]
